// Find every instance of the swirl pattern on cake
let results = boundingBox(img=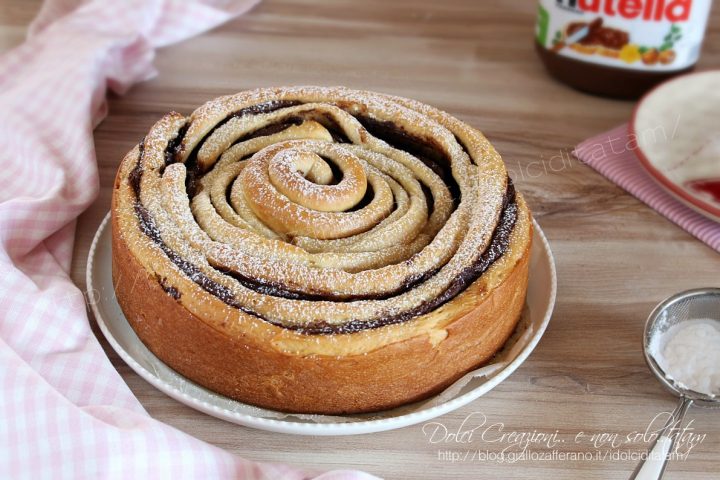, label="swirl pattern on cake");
[115,87,520,335]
